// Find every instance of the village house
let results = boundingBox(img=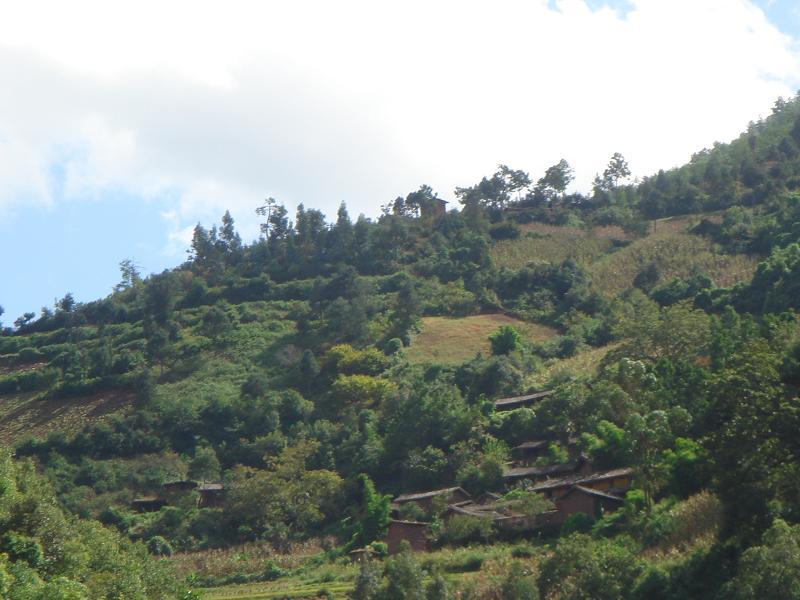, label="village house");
[131,497,167,513]
[503,454,592,485]
[443,500,528,530]
[530,467,635,499]
[420,197,448,220]
[385,520,431,554]
[348,547,376,562]
[494,389,554,411]
[197,483,225,508]
[510,440,549,465]
[161,480,199,502]
[511,437,581,466]
[162,479,199,493]
[474,491,501,505]
[552,485,625,523]
[392,486,471,515]
[161,479,225,508]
